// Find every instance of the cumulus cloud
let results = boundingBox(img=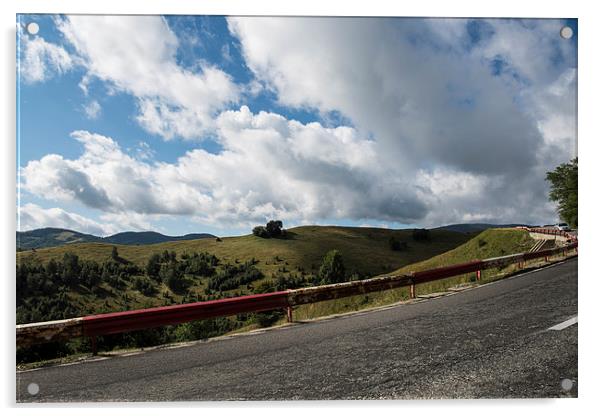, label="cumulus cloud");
[20,34,74,83]
[55,15,240,140]
[227,17,576,225]
[21,111,430,229]
[18,203,117,236]
[20,17,576,229]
